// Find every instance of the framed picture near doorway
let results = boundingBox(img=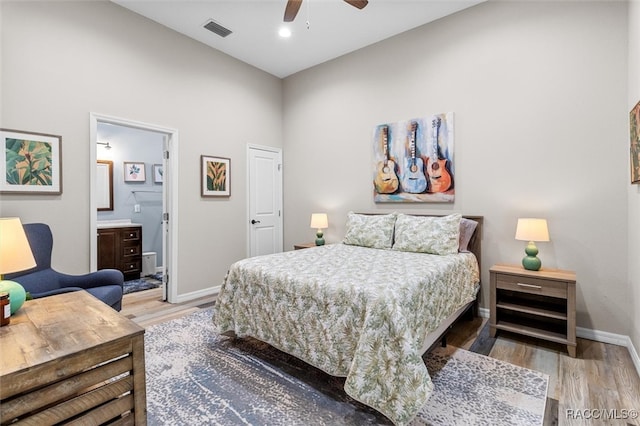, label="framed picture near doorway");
[201,155,230,197]
[124,162,146,182]
[153,164,163,184]
[0,128,62,194]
